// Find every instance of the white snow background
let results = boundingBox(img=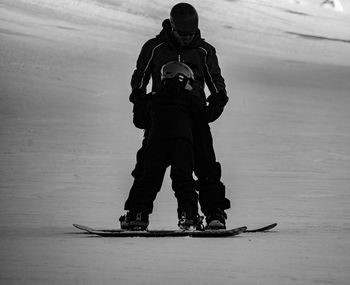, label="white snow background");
[1,0,350,284]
